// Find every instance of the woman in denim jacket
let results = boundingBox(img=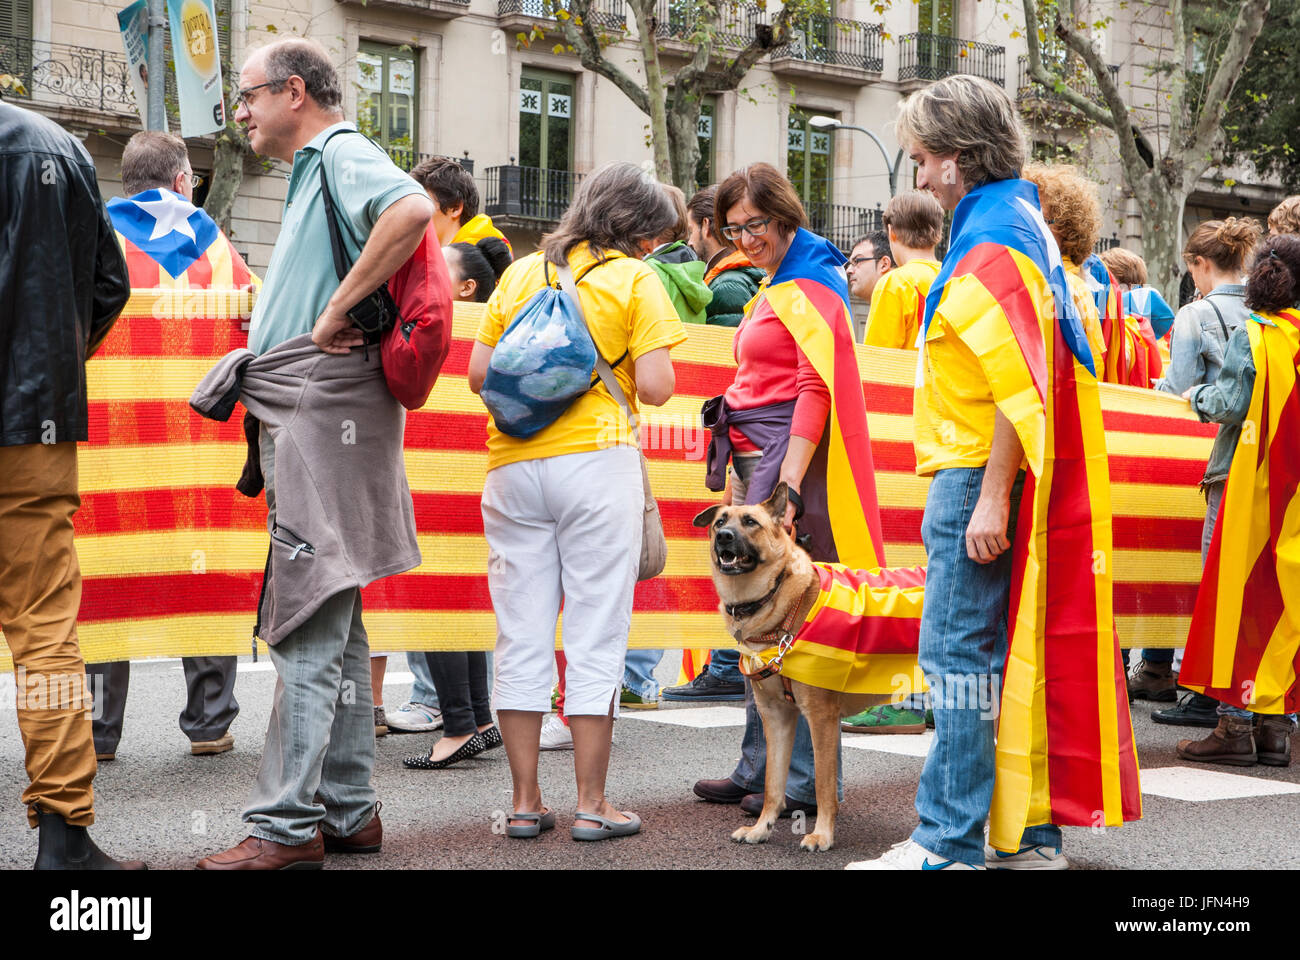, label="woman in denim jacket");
[1132,218,1260,713]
